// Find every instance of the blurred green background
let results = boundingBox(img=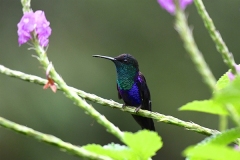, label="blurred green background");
[0,0,240,159]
